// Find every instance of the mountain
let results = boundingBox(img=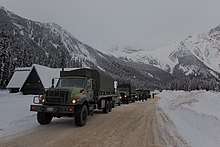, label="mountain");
[0,6,172,89]
[1,6,219,90]
[109,45,178,73]
[109,28,220,90]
